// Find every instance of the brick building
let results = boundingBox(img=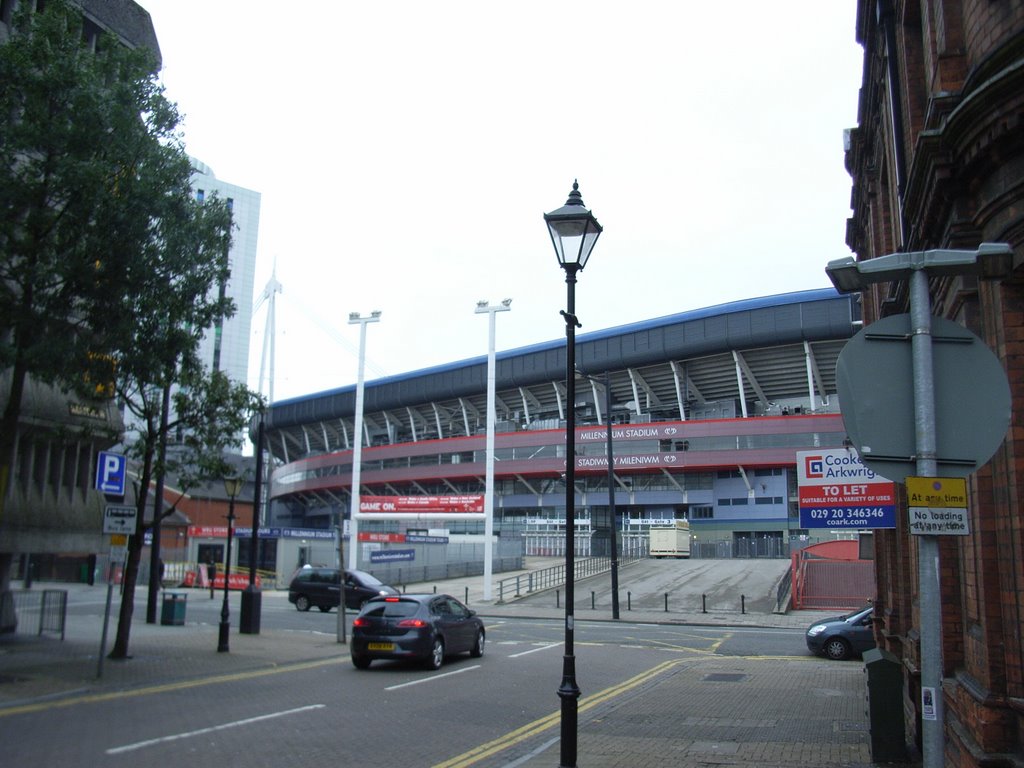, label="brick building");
[845,1,1024,763]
